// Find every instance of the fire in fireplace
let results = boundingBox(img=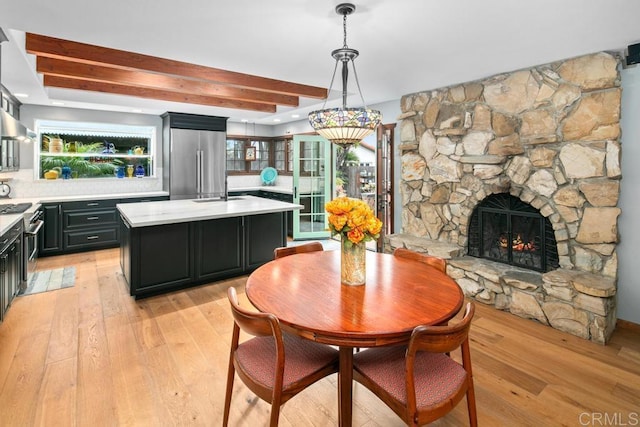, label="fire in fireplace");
[467,193,559,272]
